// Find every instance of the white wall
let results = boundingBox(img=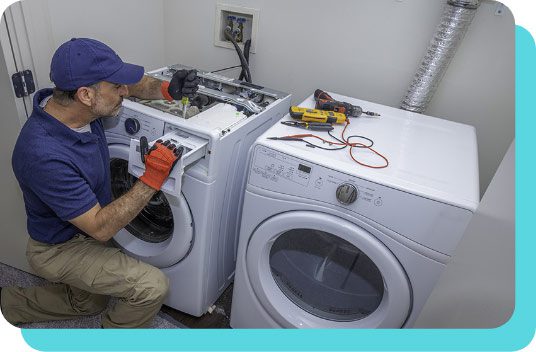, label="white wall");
[414,141,514,328]
[4,0,515,194]
[162,0,514,195]
[22,0,167,89]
